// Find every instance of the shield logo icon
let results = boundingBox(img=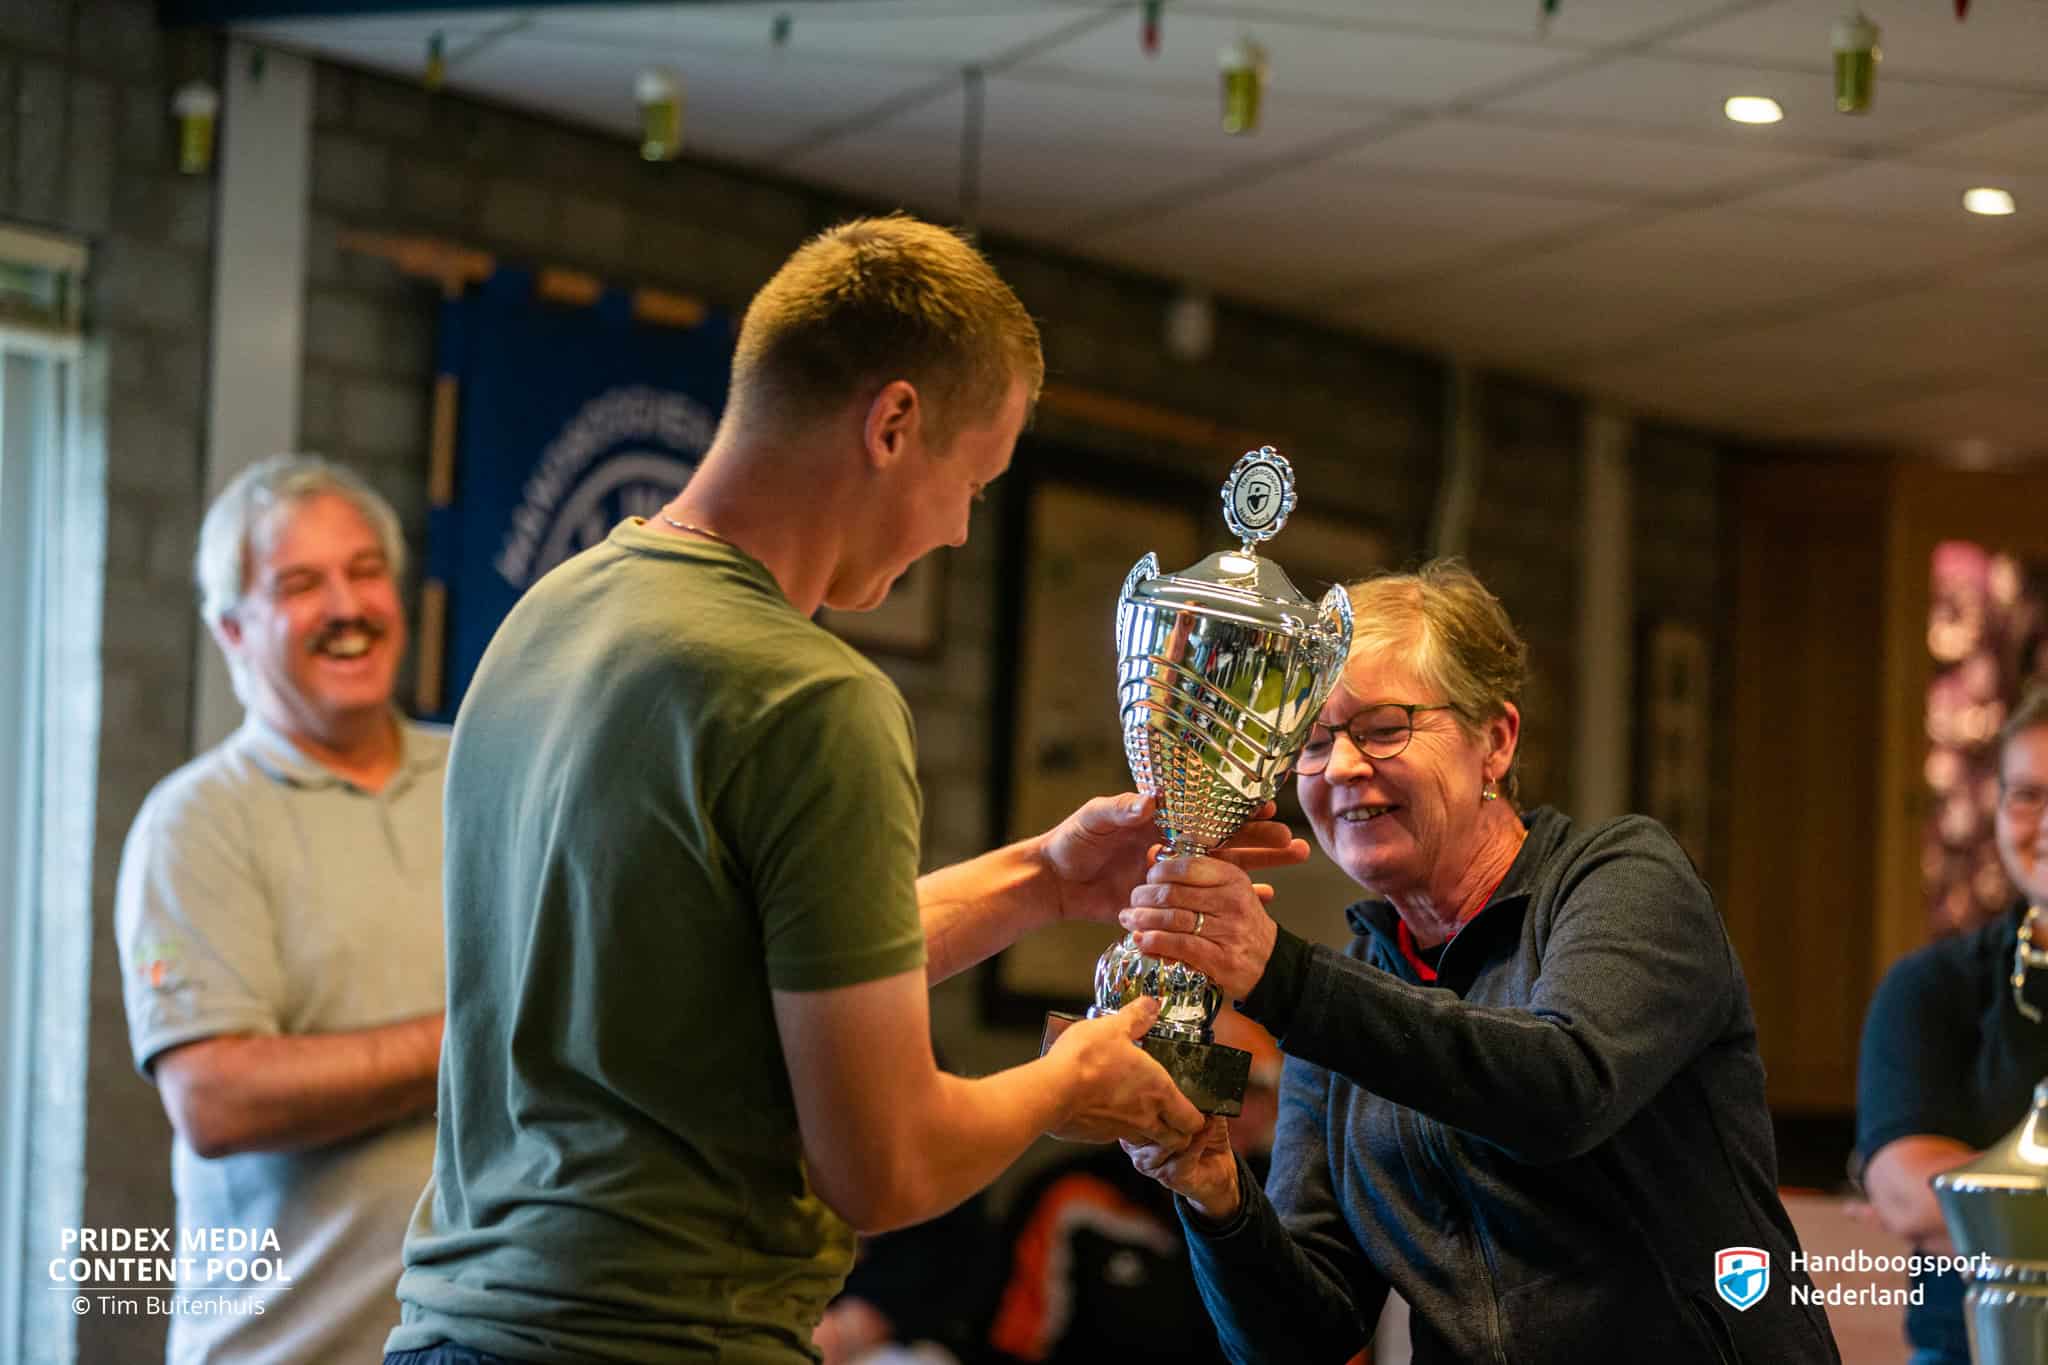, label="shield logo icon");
[1714,1246,1769,1312]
